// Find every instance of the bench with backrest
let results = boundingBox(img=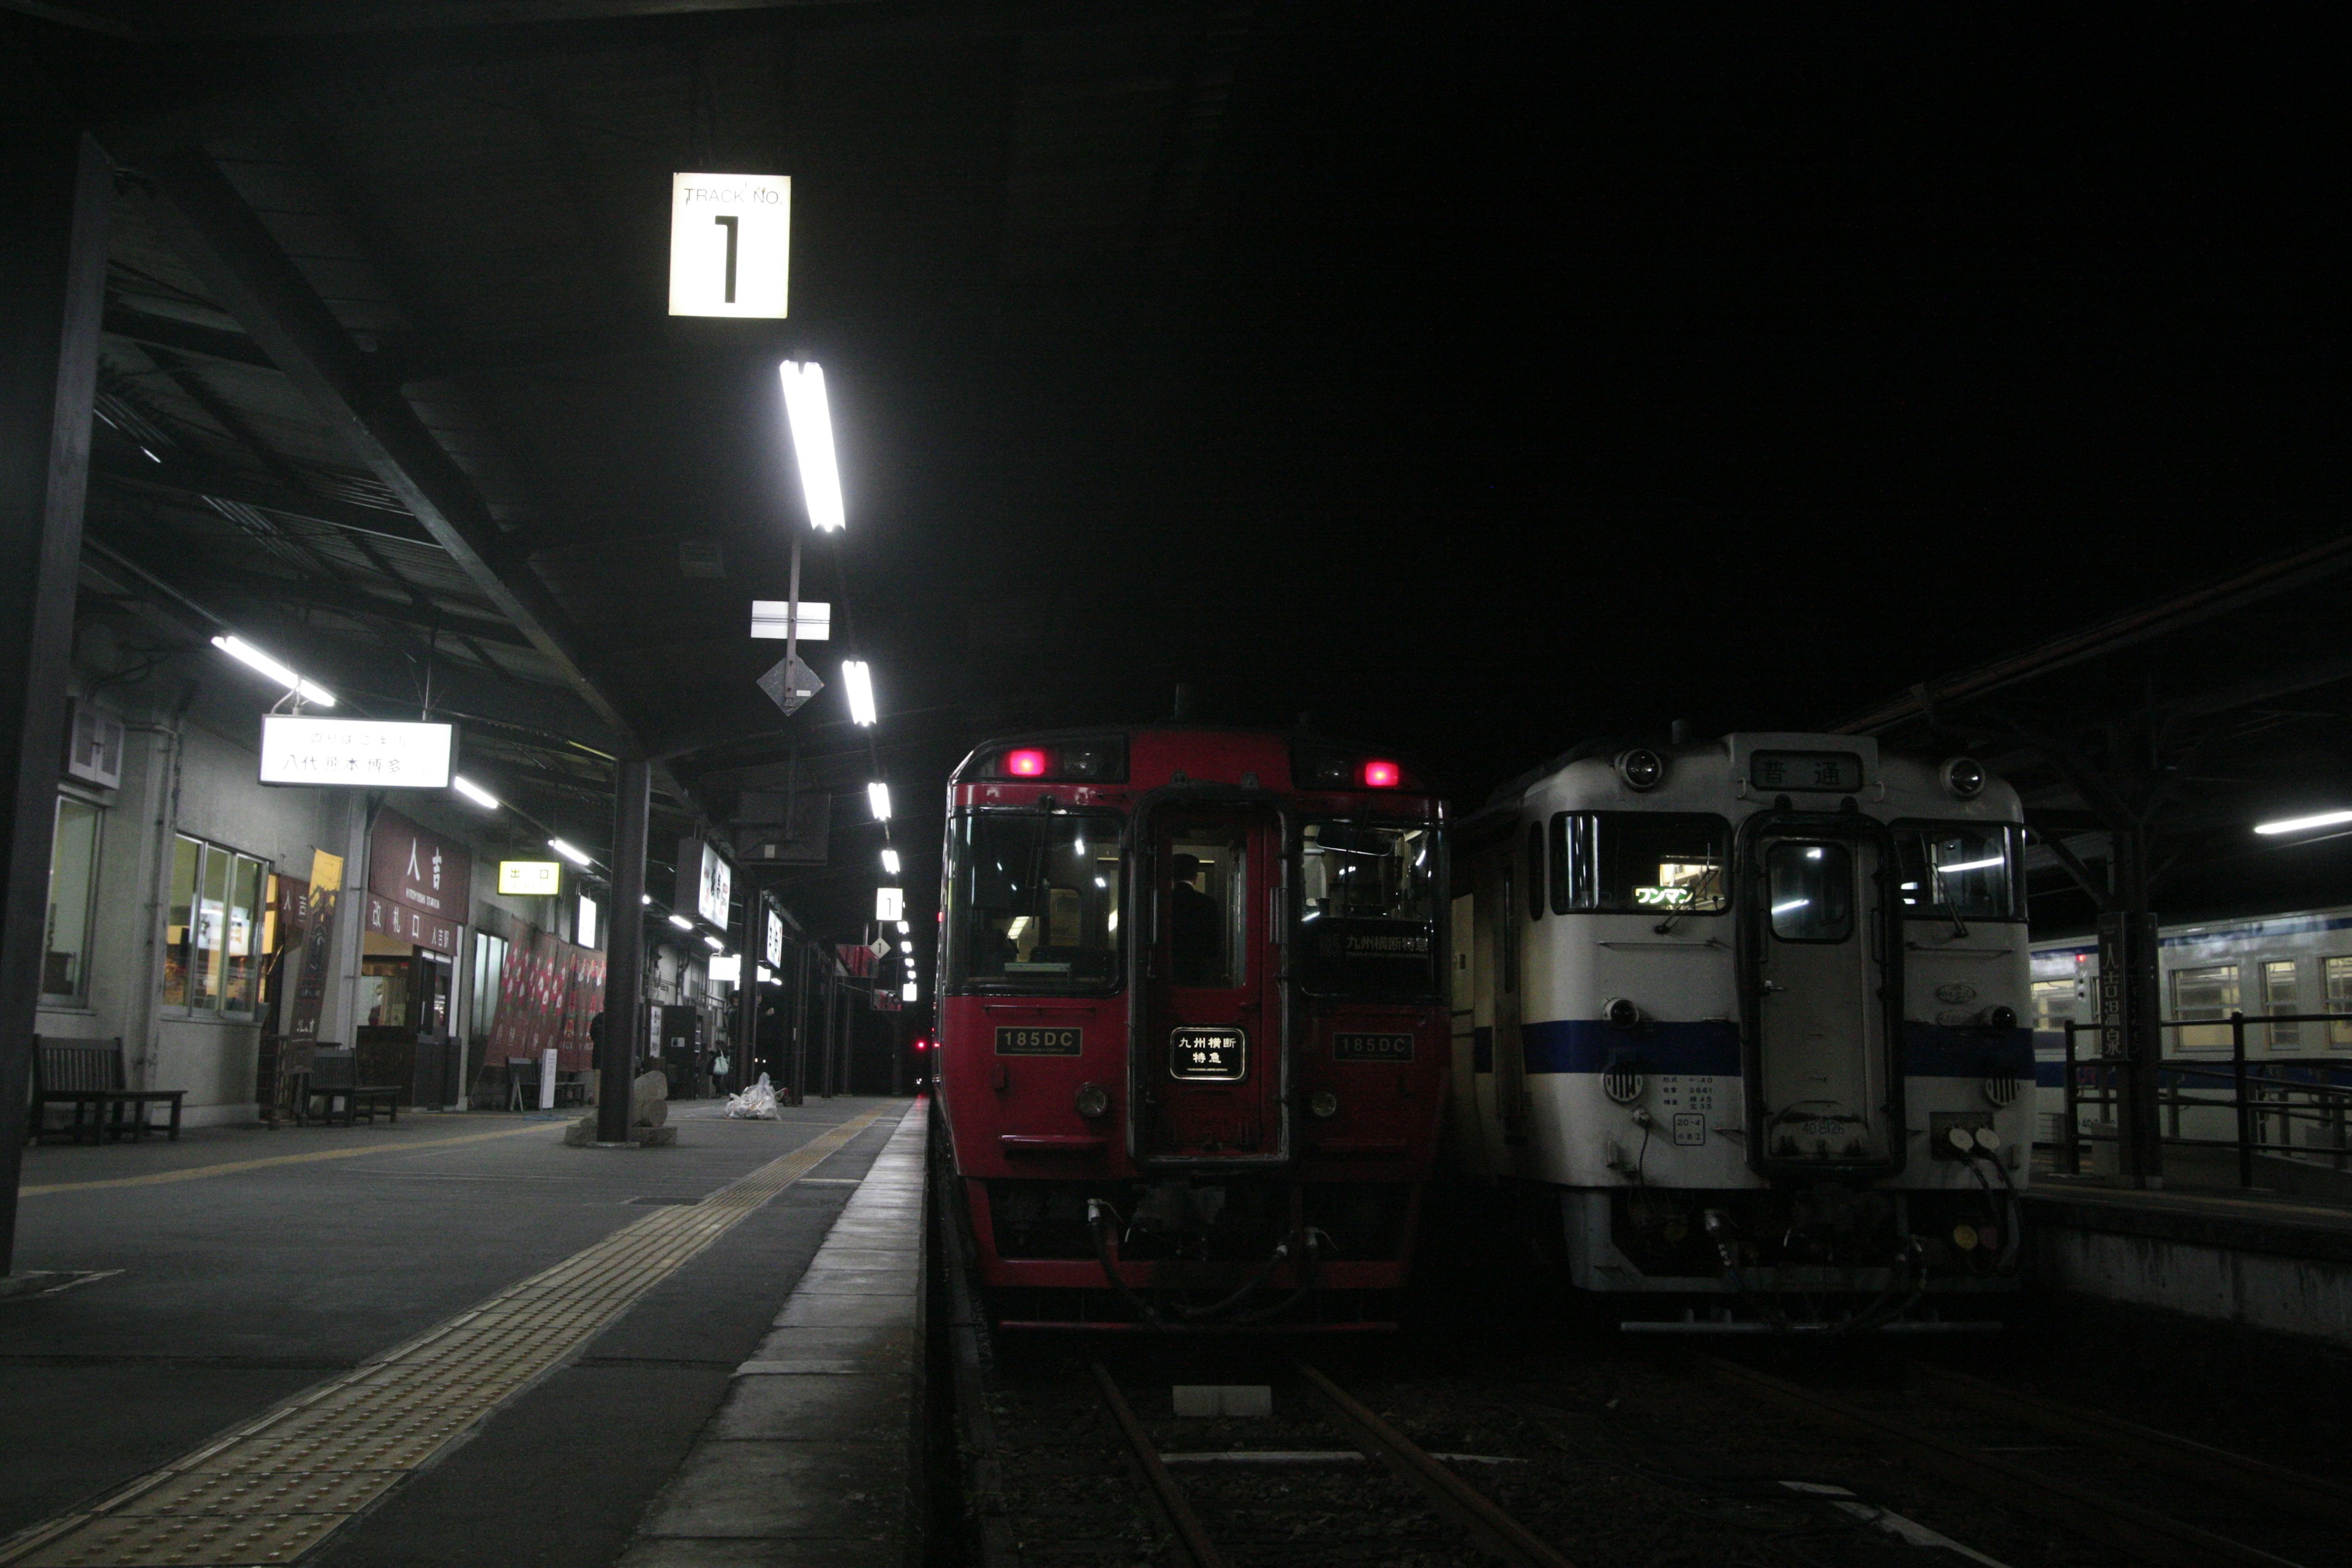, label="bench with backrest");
[31,1037,185,1144]
[305,1049,401,1126]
